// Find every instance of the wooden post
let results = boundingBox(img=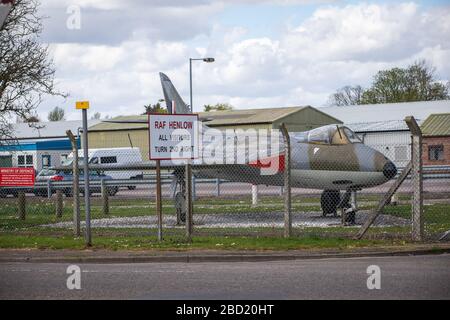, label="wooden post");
[66,130,80,237]
[47,180,52,199]
[56,190,63,218]
[101,178,109,215]
[156,160,163,241]
[280,123,292,238]
[355,162,412,239]
[192,176,196,201]
[185,162,193,241]
[18,191,26,220]
[406,116,423,241]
